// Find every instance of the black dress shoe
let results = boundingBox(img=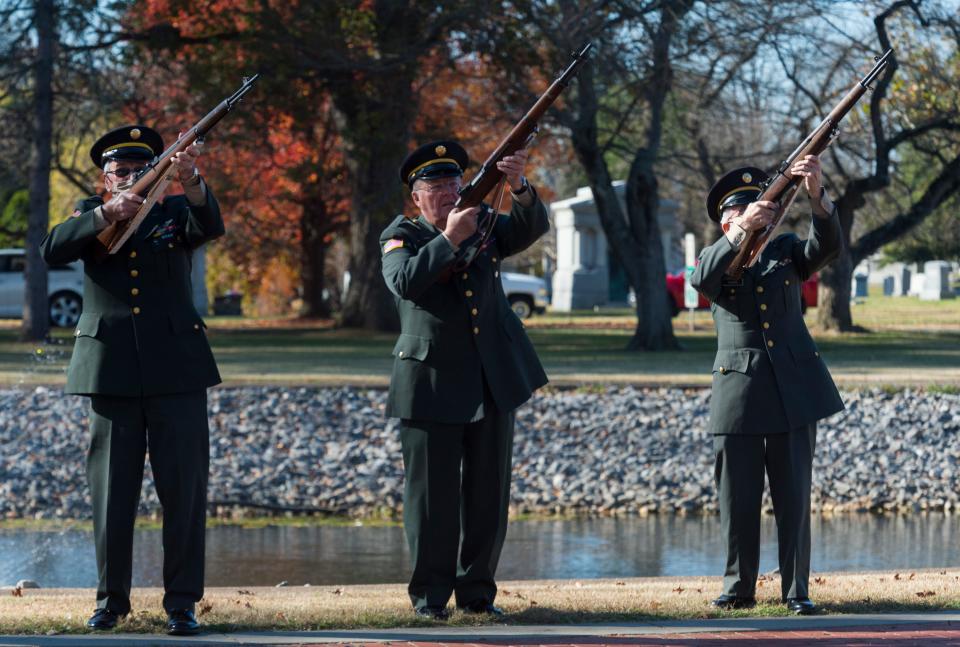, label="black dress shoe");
[86,608,122,630]
[786,597,817,615]
[415,605,450,621]
[460,600,506,617]
[167,608,201,636]
[711,594,756,610]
